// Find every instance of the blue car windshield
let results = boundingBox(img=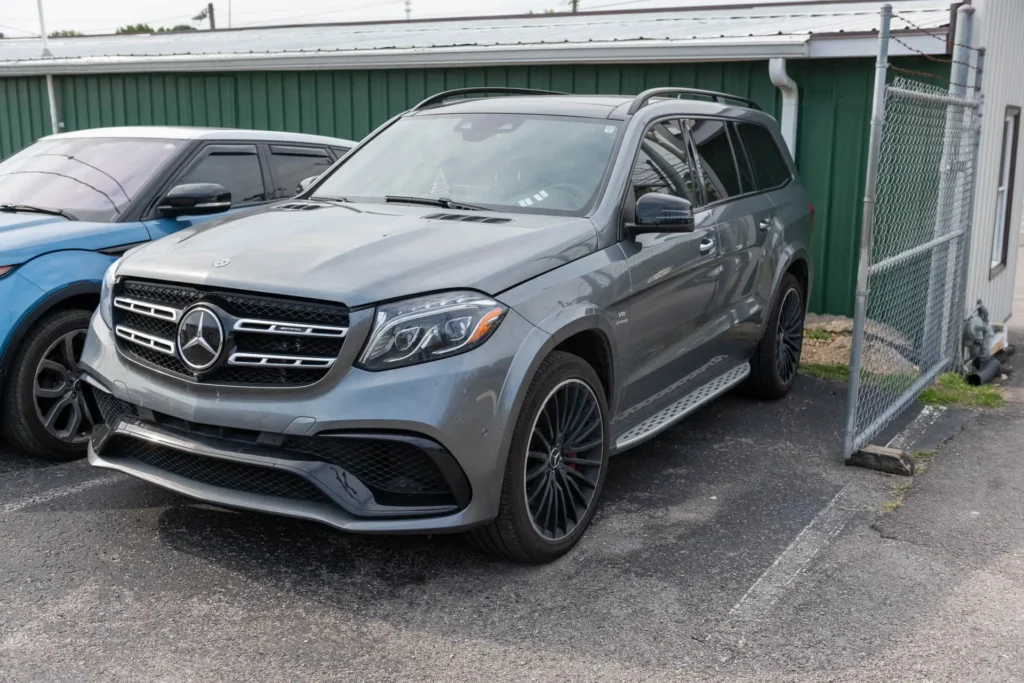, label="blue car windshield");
[313,113,621,216]
[0,137,184,222]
